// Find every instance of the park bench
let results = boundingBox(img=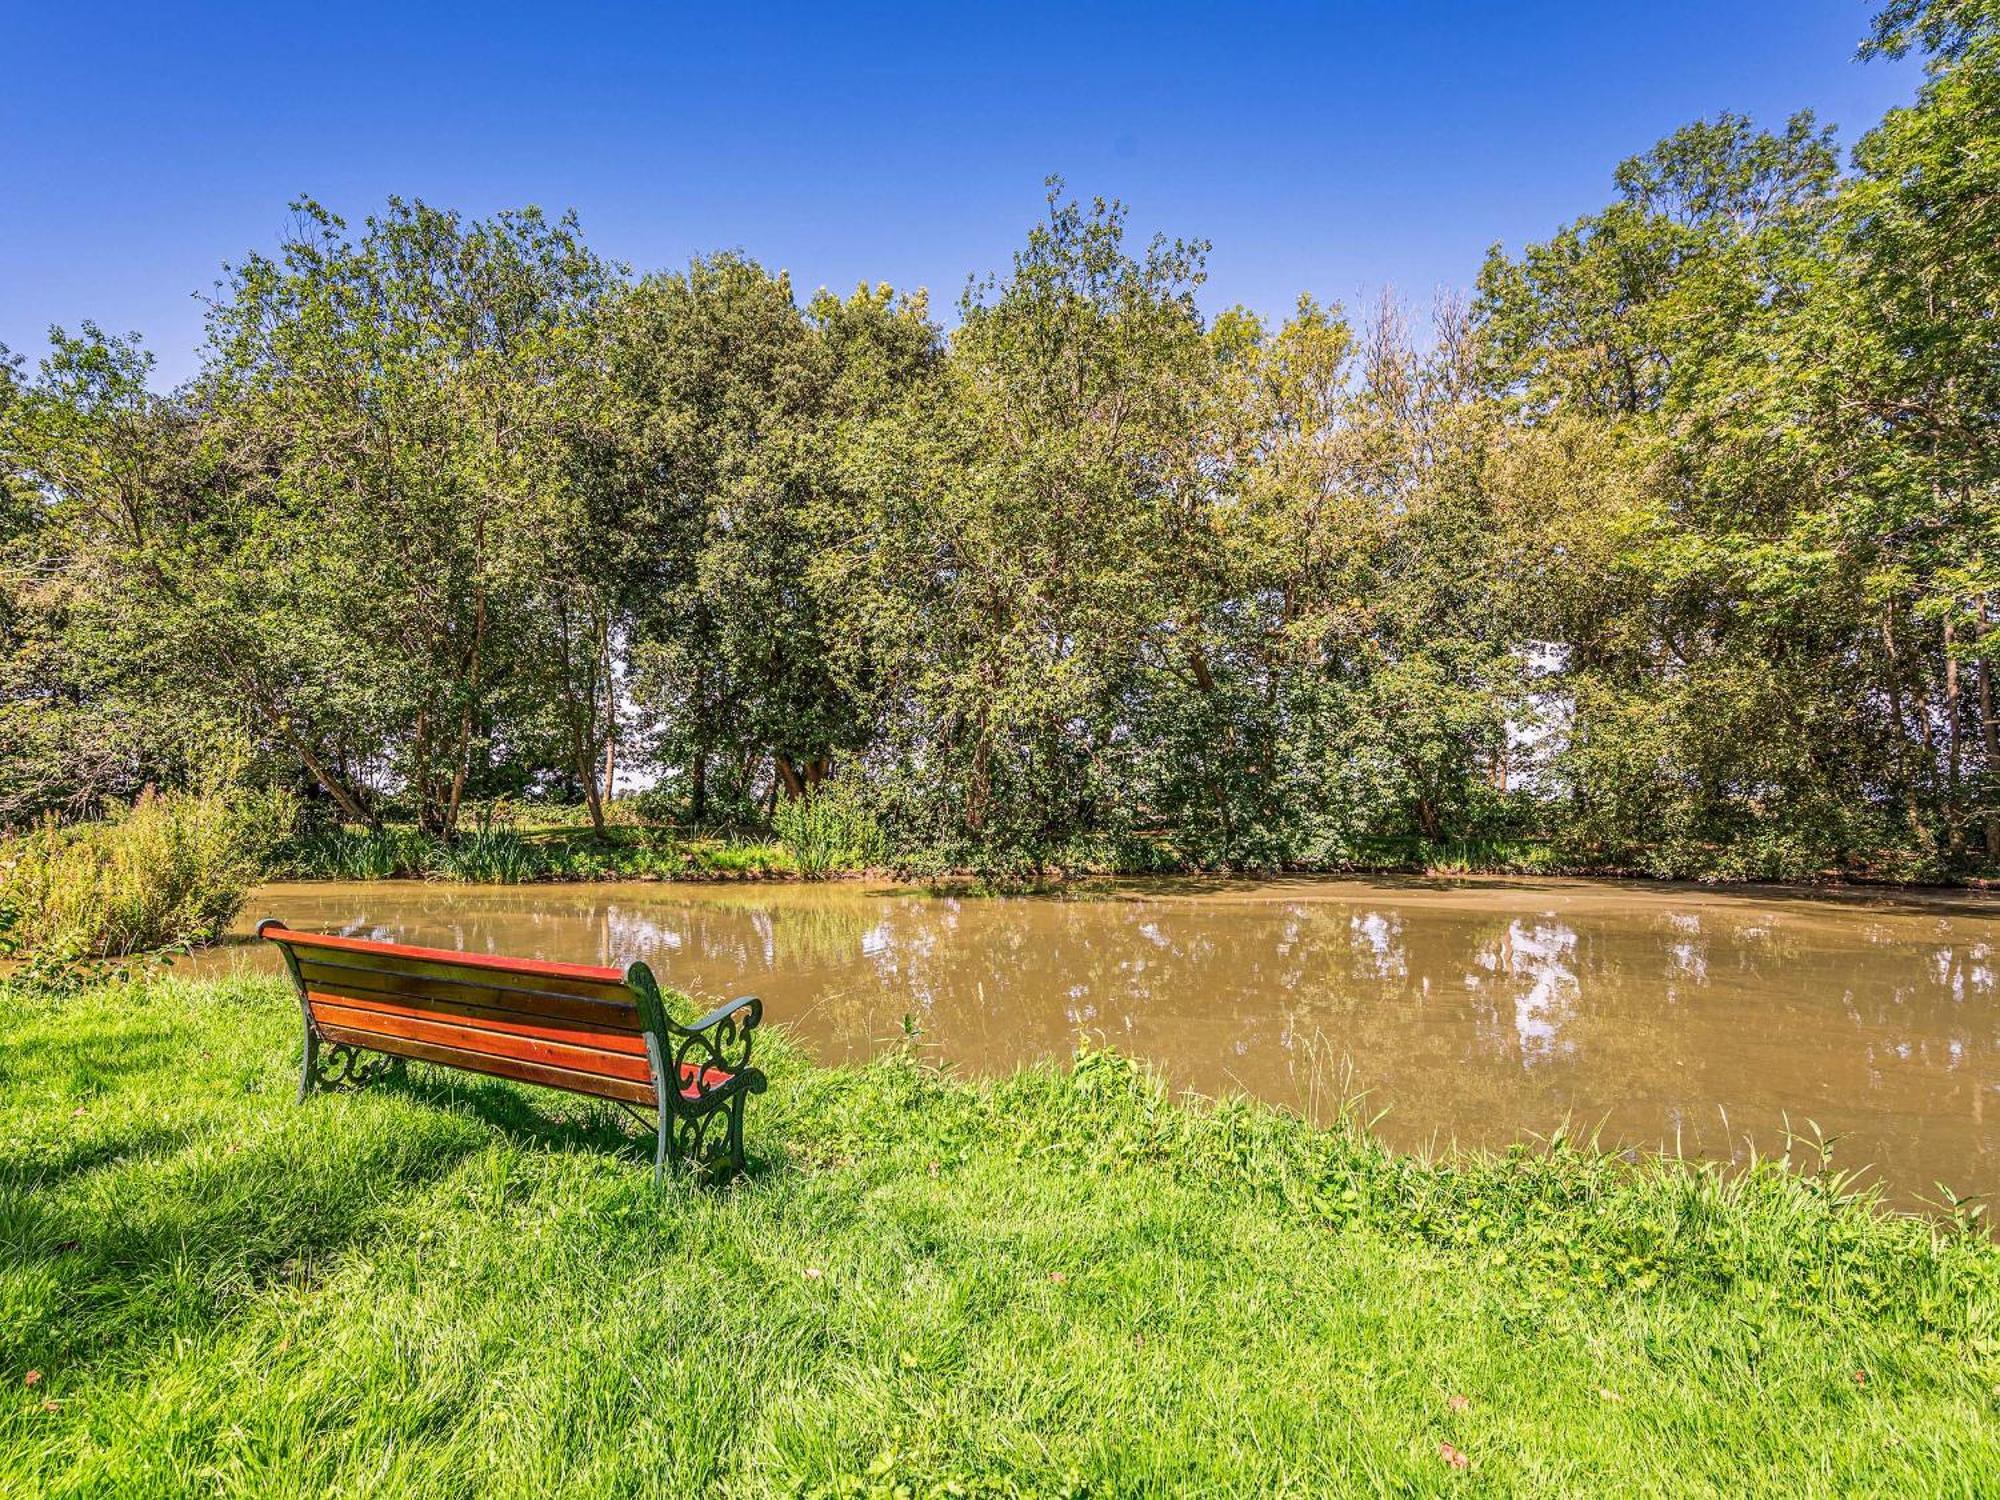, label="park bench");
[259,919,765,1180]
